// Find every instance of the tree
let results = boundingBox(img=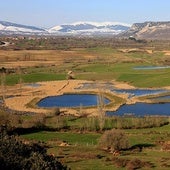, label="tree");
[17,66,23,95]
[0,72,6,104]
[97,89,105,130]
[98,129,129,152]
